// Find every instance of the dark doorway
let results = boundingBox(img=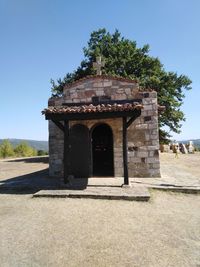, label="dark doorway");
[69,124,91,178]
[92,124,114,176]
